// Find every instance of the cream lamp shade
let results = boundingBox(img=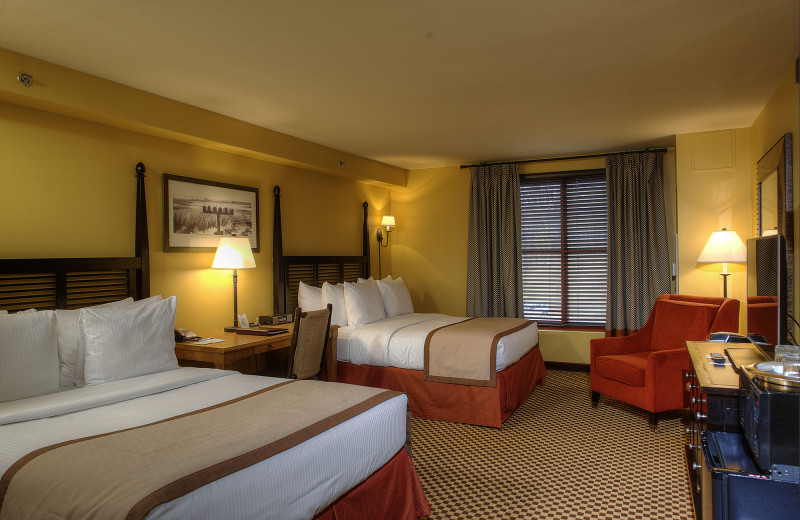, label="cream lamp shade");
[696,228,746,273]
[696,228,746,298]
[380,215,396,230]
[212,237,256,270]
